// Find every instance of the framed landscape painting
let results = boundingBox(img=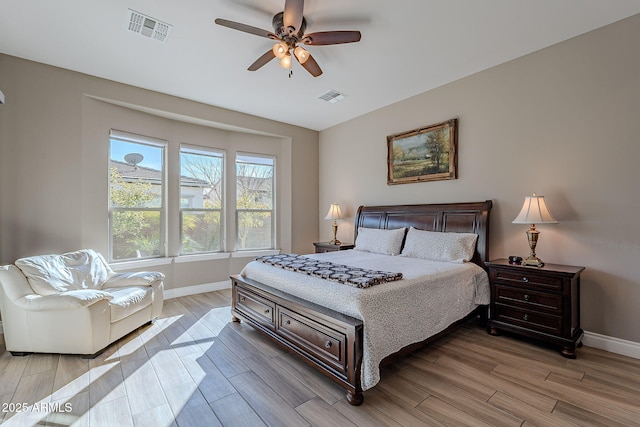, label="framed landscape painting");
[387,118,458,185]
